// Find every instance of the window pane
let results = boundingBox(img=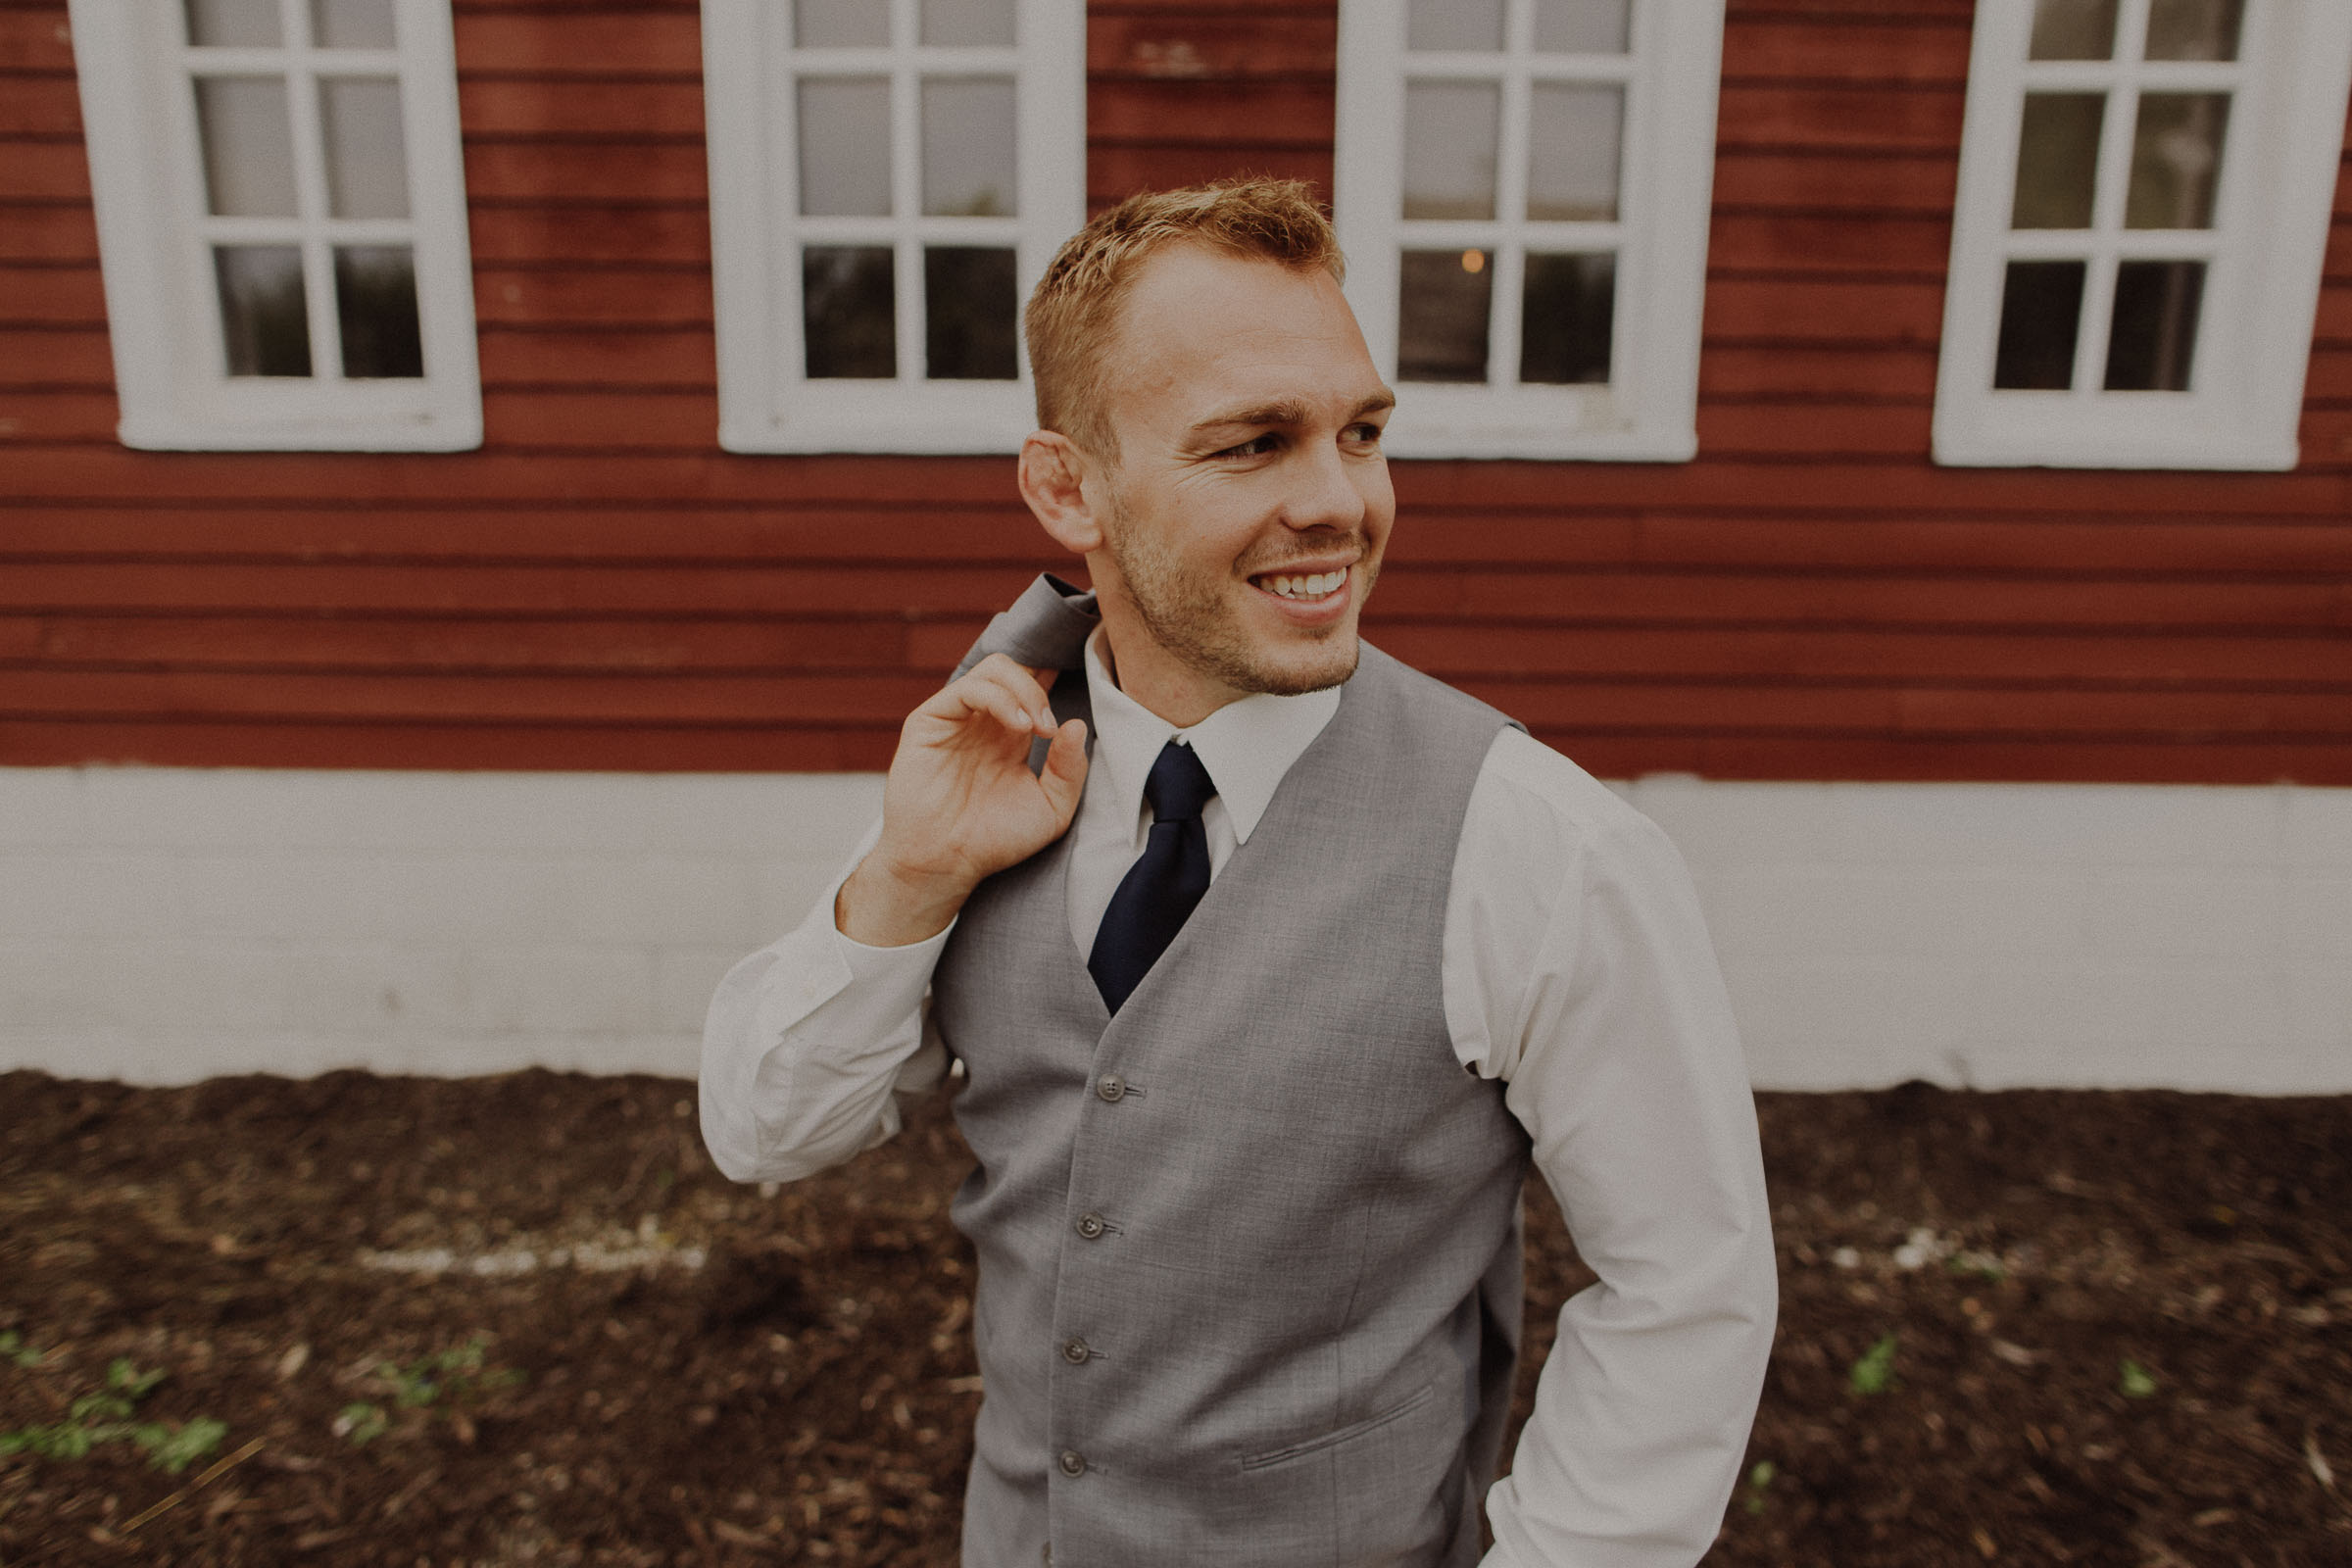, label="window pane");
[334,245,423,377]
[320,77,409,220]
[2145,0,2242,61]
[804,246,897,378]
[1534,0,1629,54]
[196,76,298,218]
[796,0,888,48]
[2104,260,2205,390]
[1407,0,1502,52]
[1526,84,1621,221]
[1520,252,1613,384]
[215,245,312,376]
[921,0,1014,47]
[2028,0,2117,59]
[312,0,396,49]
[1402,81,1499,220]
[922,77,1017,217]
[924,246,1017,379]
[2126,94,2229,229]
[2011,93,2104,229]
[1992,260,2085,389]
[1396,249,1492,382]
[798,77,892,217]
[185,0,280,47]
